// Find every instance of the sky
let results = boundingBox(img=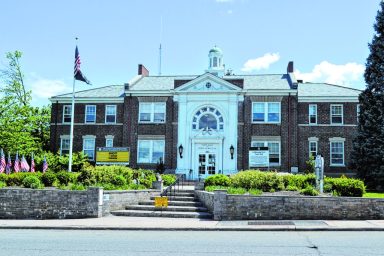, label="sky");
[1,0,381,106]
